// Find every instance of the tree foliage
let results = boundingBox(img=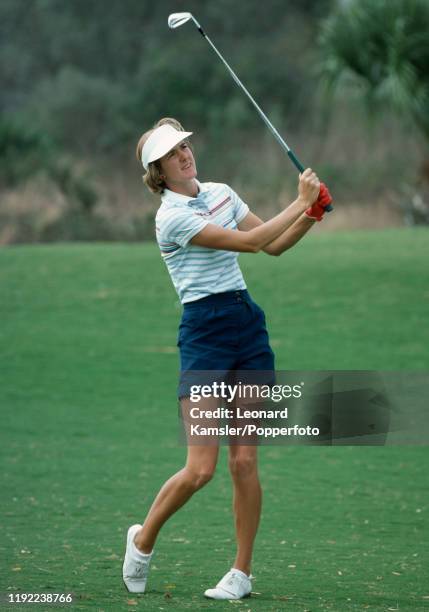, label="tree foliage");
[319,0,429,141]
[0,0,331,154]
